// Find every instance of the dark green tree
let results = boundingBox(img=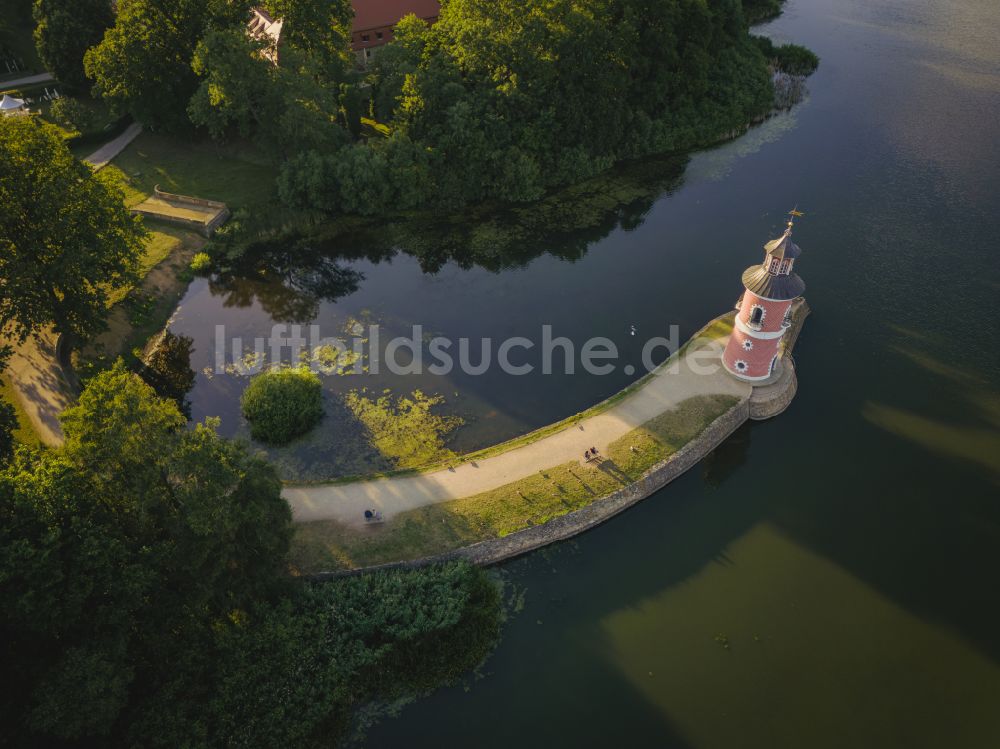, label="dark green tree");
[32,0,114,92]
[205,562,501,747]
[0,396,15,464]
[84,0,252,130]
[0,362,503,746]
[291,0,782,214]
[367,14,431,121]
[188,27,349,158]
[263,0,354,85]
[0,362,292,743]
[0,117,145,348]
